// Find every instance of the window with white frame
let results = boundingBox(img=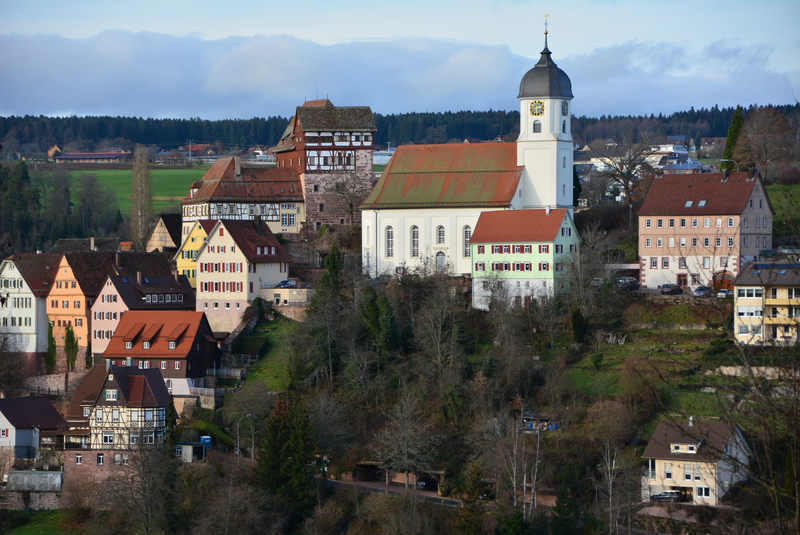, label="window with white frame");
[97,453,104,465]
[103,432,114,444]
[716,237,721,247]
[464,226,471,257]
[645,238,651,247]
[105,389,118,401]
[669,218,674,228]
[703,257,711,269]
[665,462,672,479]
[437,225,445,244]
[385,226,394,258]
[411,226,419,257]
[680,218,686,228]
[692,218,698,228]
[112,409,119,423]
[697,486,710,498]
[657,218,663,228]
[662,258,669,268]
[680,237,686,247]
[75,453,82,465]
[679,257,686,268]
[656,238,663,247]
[651,258,657,268]
[645,219,651,228]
